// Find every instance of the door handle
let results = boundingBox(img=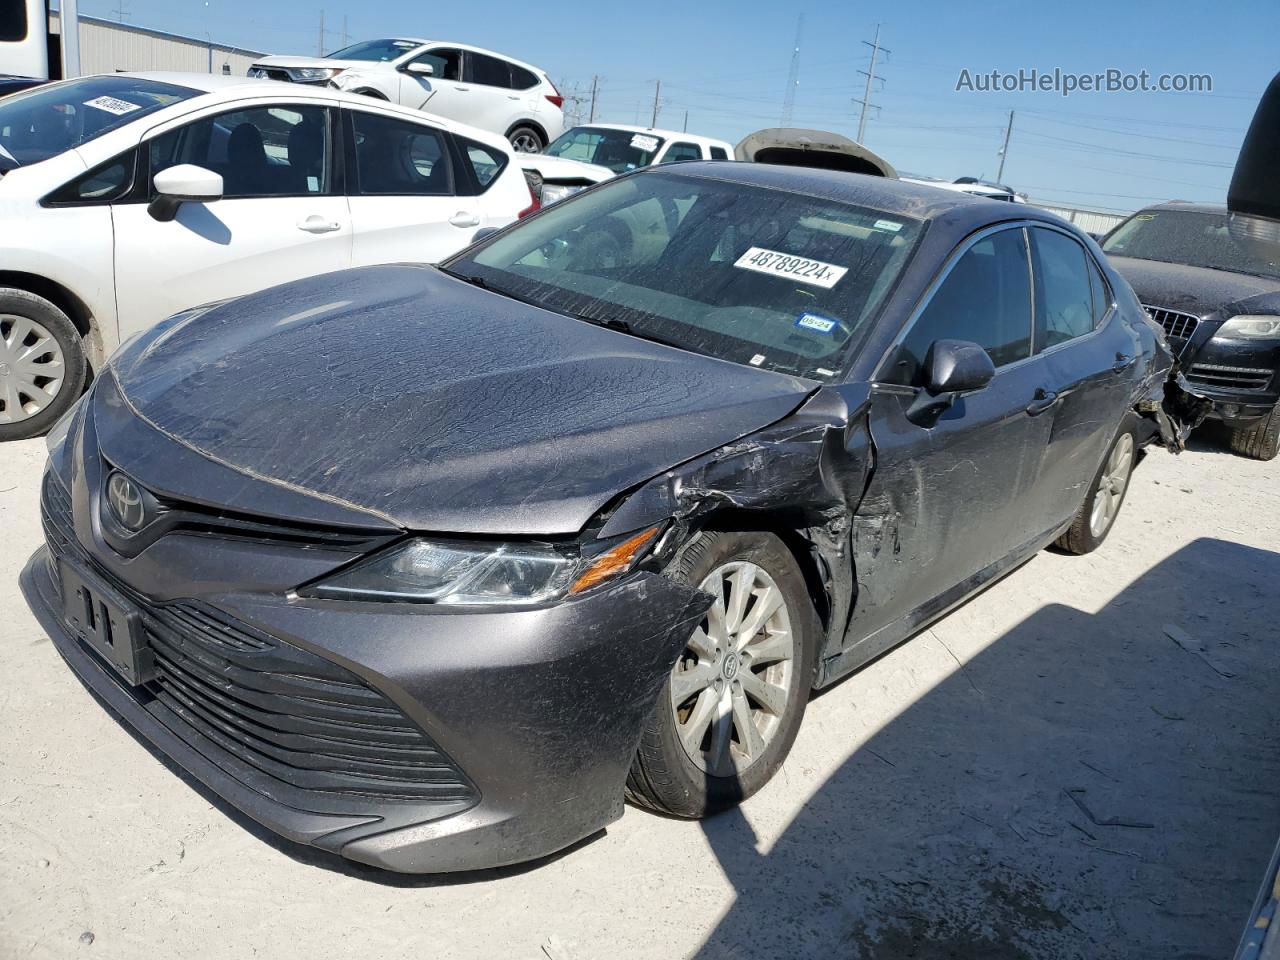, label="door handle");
[1112,351,1134,372]
[507,94,520,100]
[449,212,481,228]
[1025,388,1059,416]
[297,215,341,234]
[454,85,469,91]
